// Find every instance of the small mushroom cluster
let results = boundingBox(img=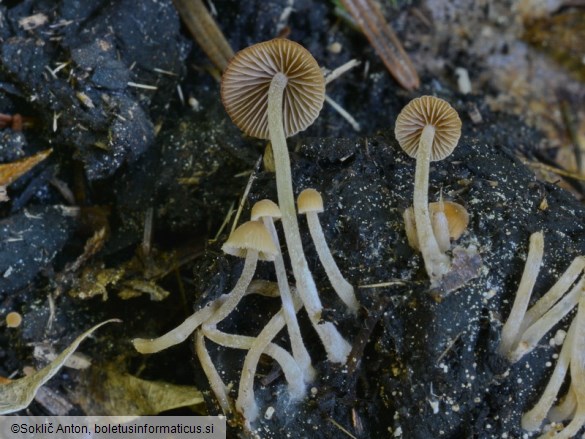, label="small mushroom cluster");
[133,39,359,424]
[134,36,575,435]
[133,195,355,422]
[220,39,358,363]
[498,231,585,438]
